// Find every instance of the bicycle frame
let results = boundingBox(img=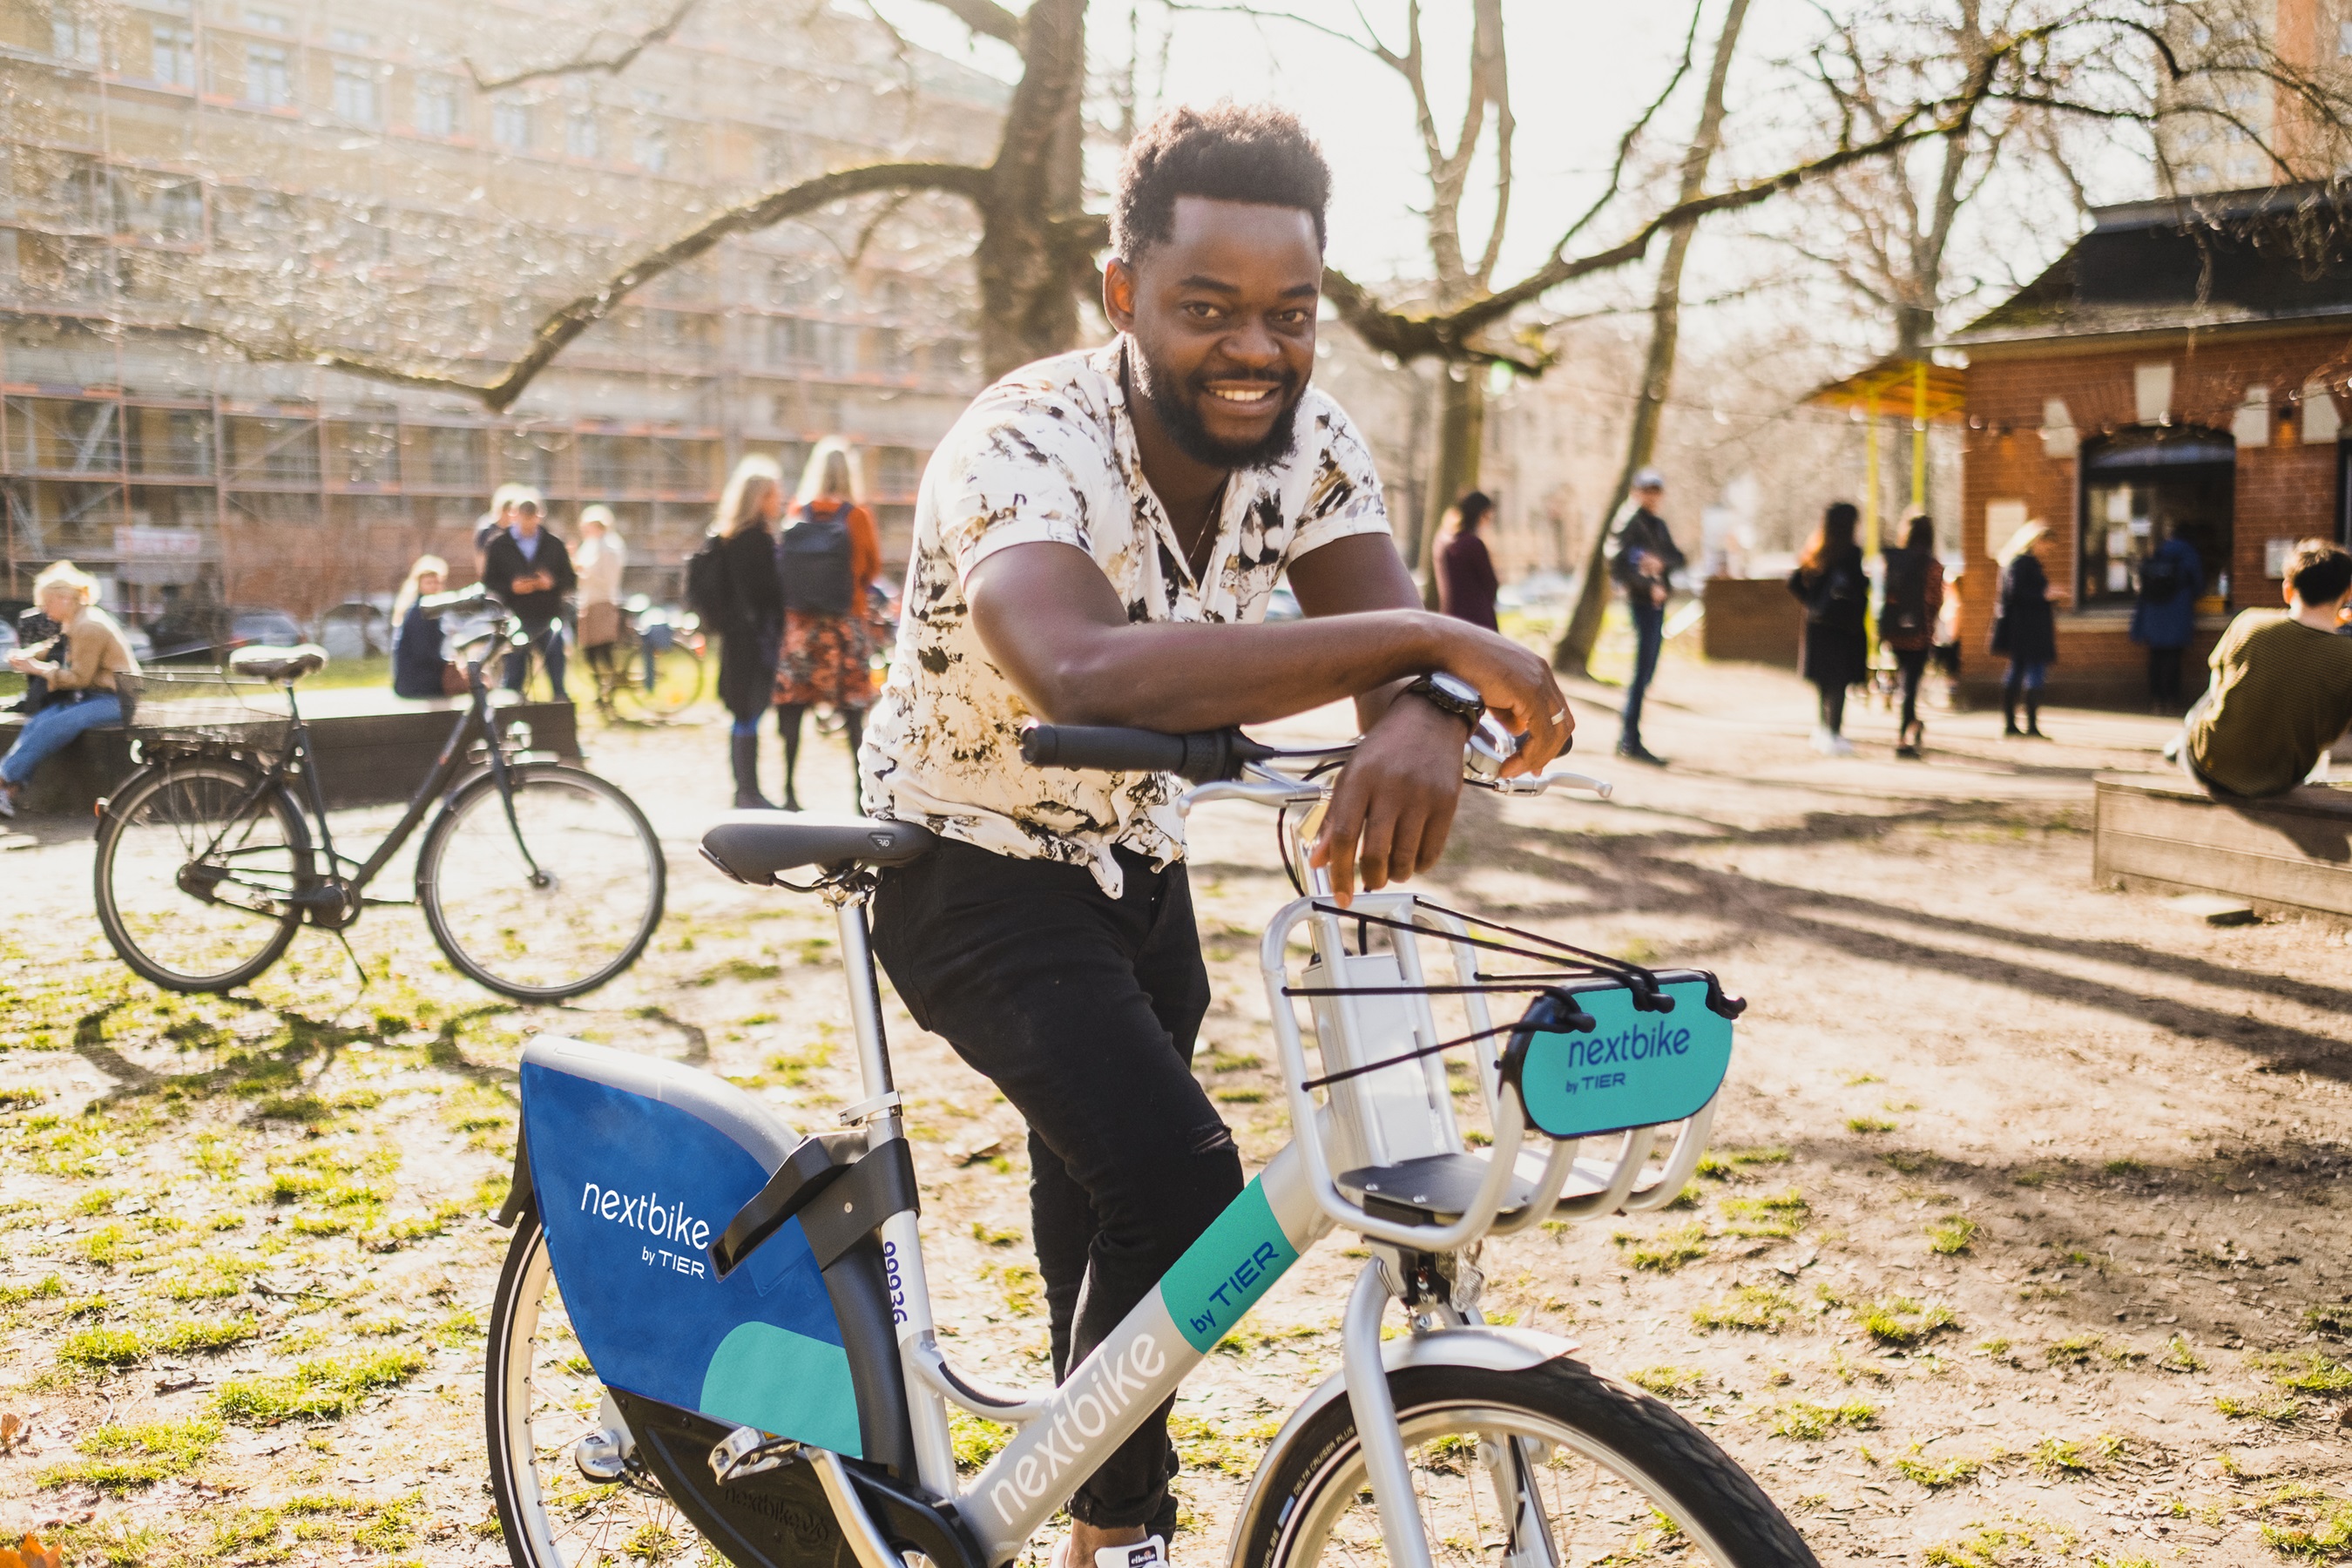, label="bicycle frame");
[165,655,538,923]
[783,792,1717,1568]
